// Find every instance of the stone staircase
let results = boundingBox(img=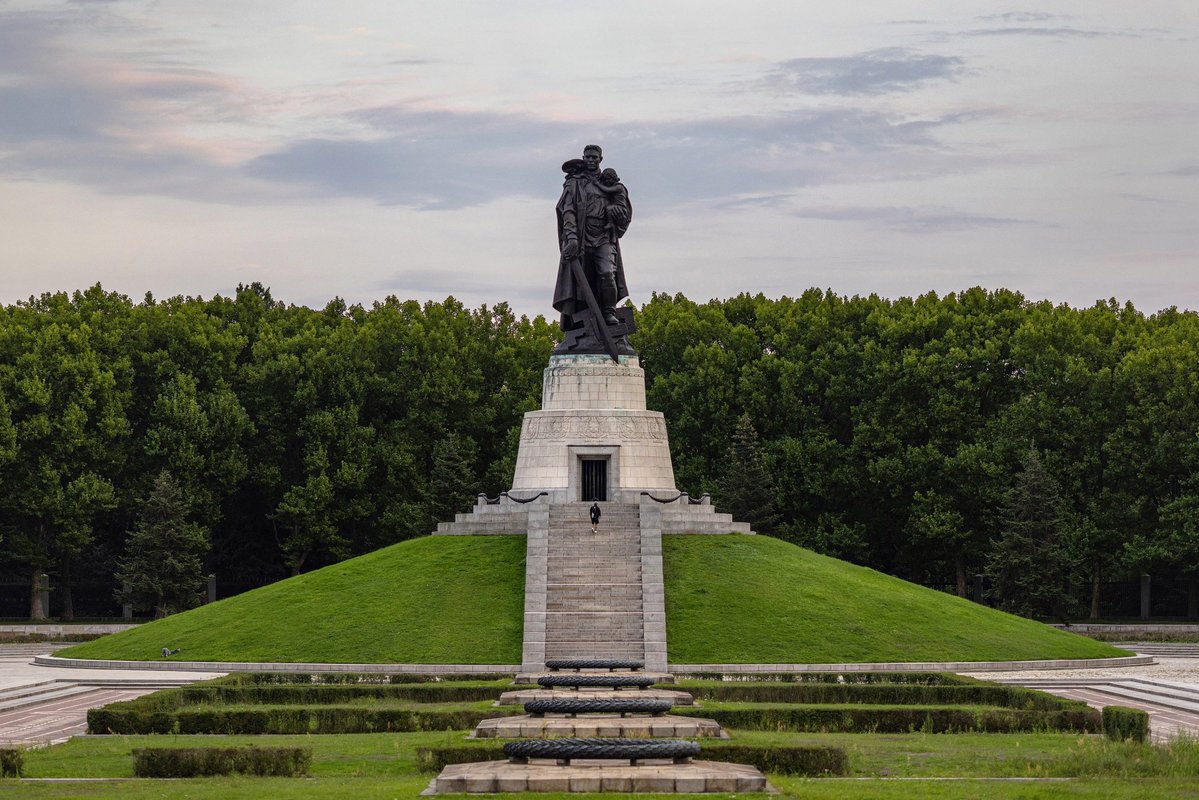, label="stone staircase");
[543,503,646,663]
